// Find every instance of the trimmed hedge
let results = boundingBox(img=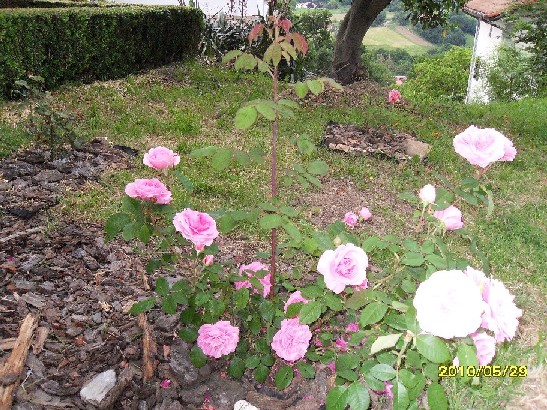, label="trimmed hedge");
[1,0,92,9]
[0,6,204,97]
